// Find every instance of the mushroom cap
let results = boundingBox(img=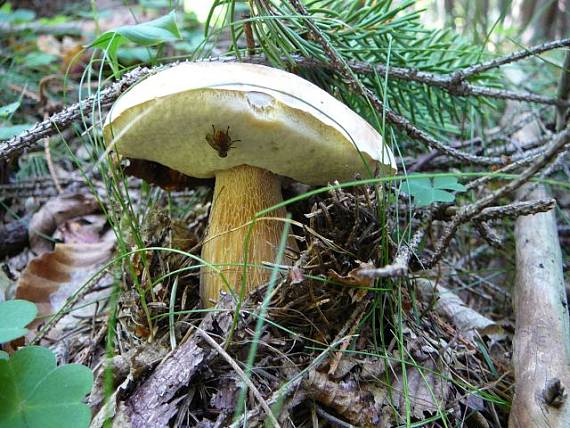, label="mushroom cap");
[103,62,396,185]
